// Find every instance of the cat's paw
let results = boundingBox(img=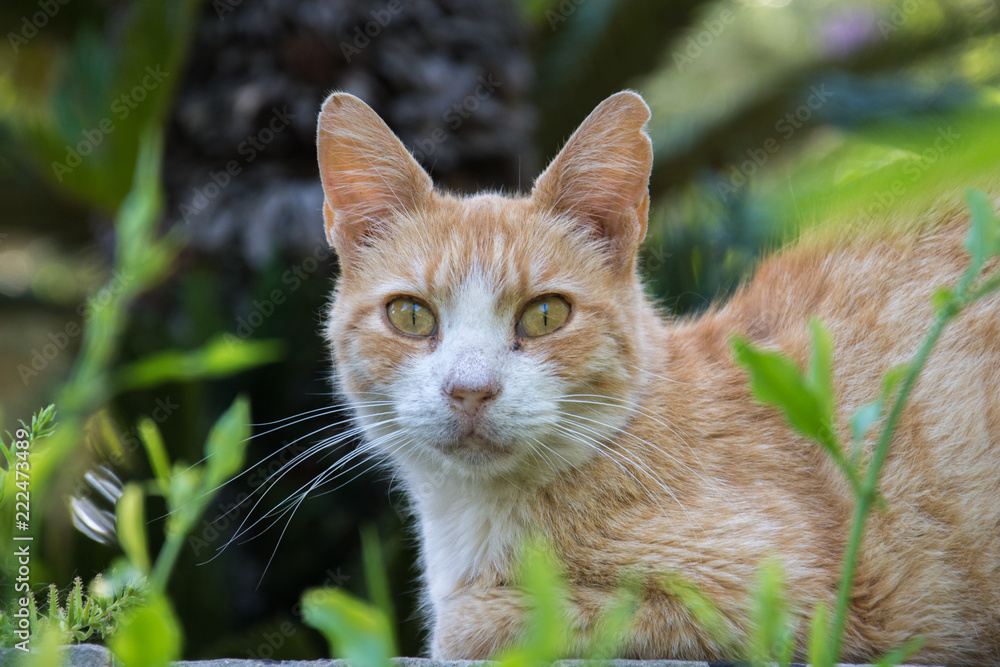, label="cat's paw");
[431,588,525,660]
